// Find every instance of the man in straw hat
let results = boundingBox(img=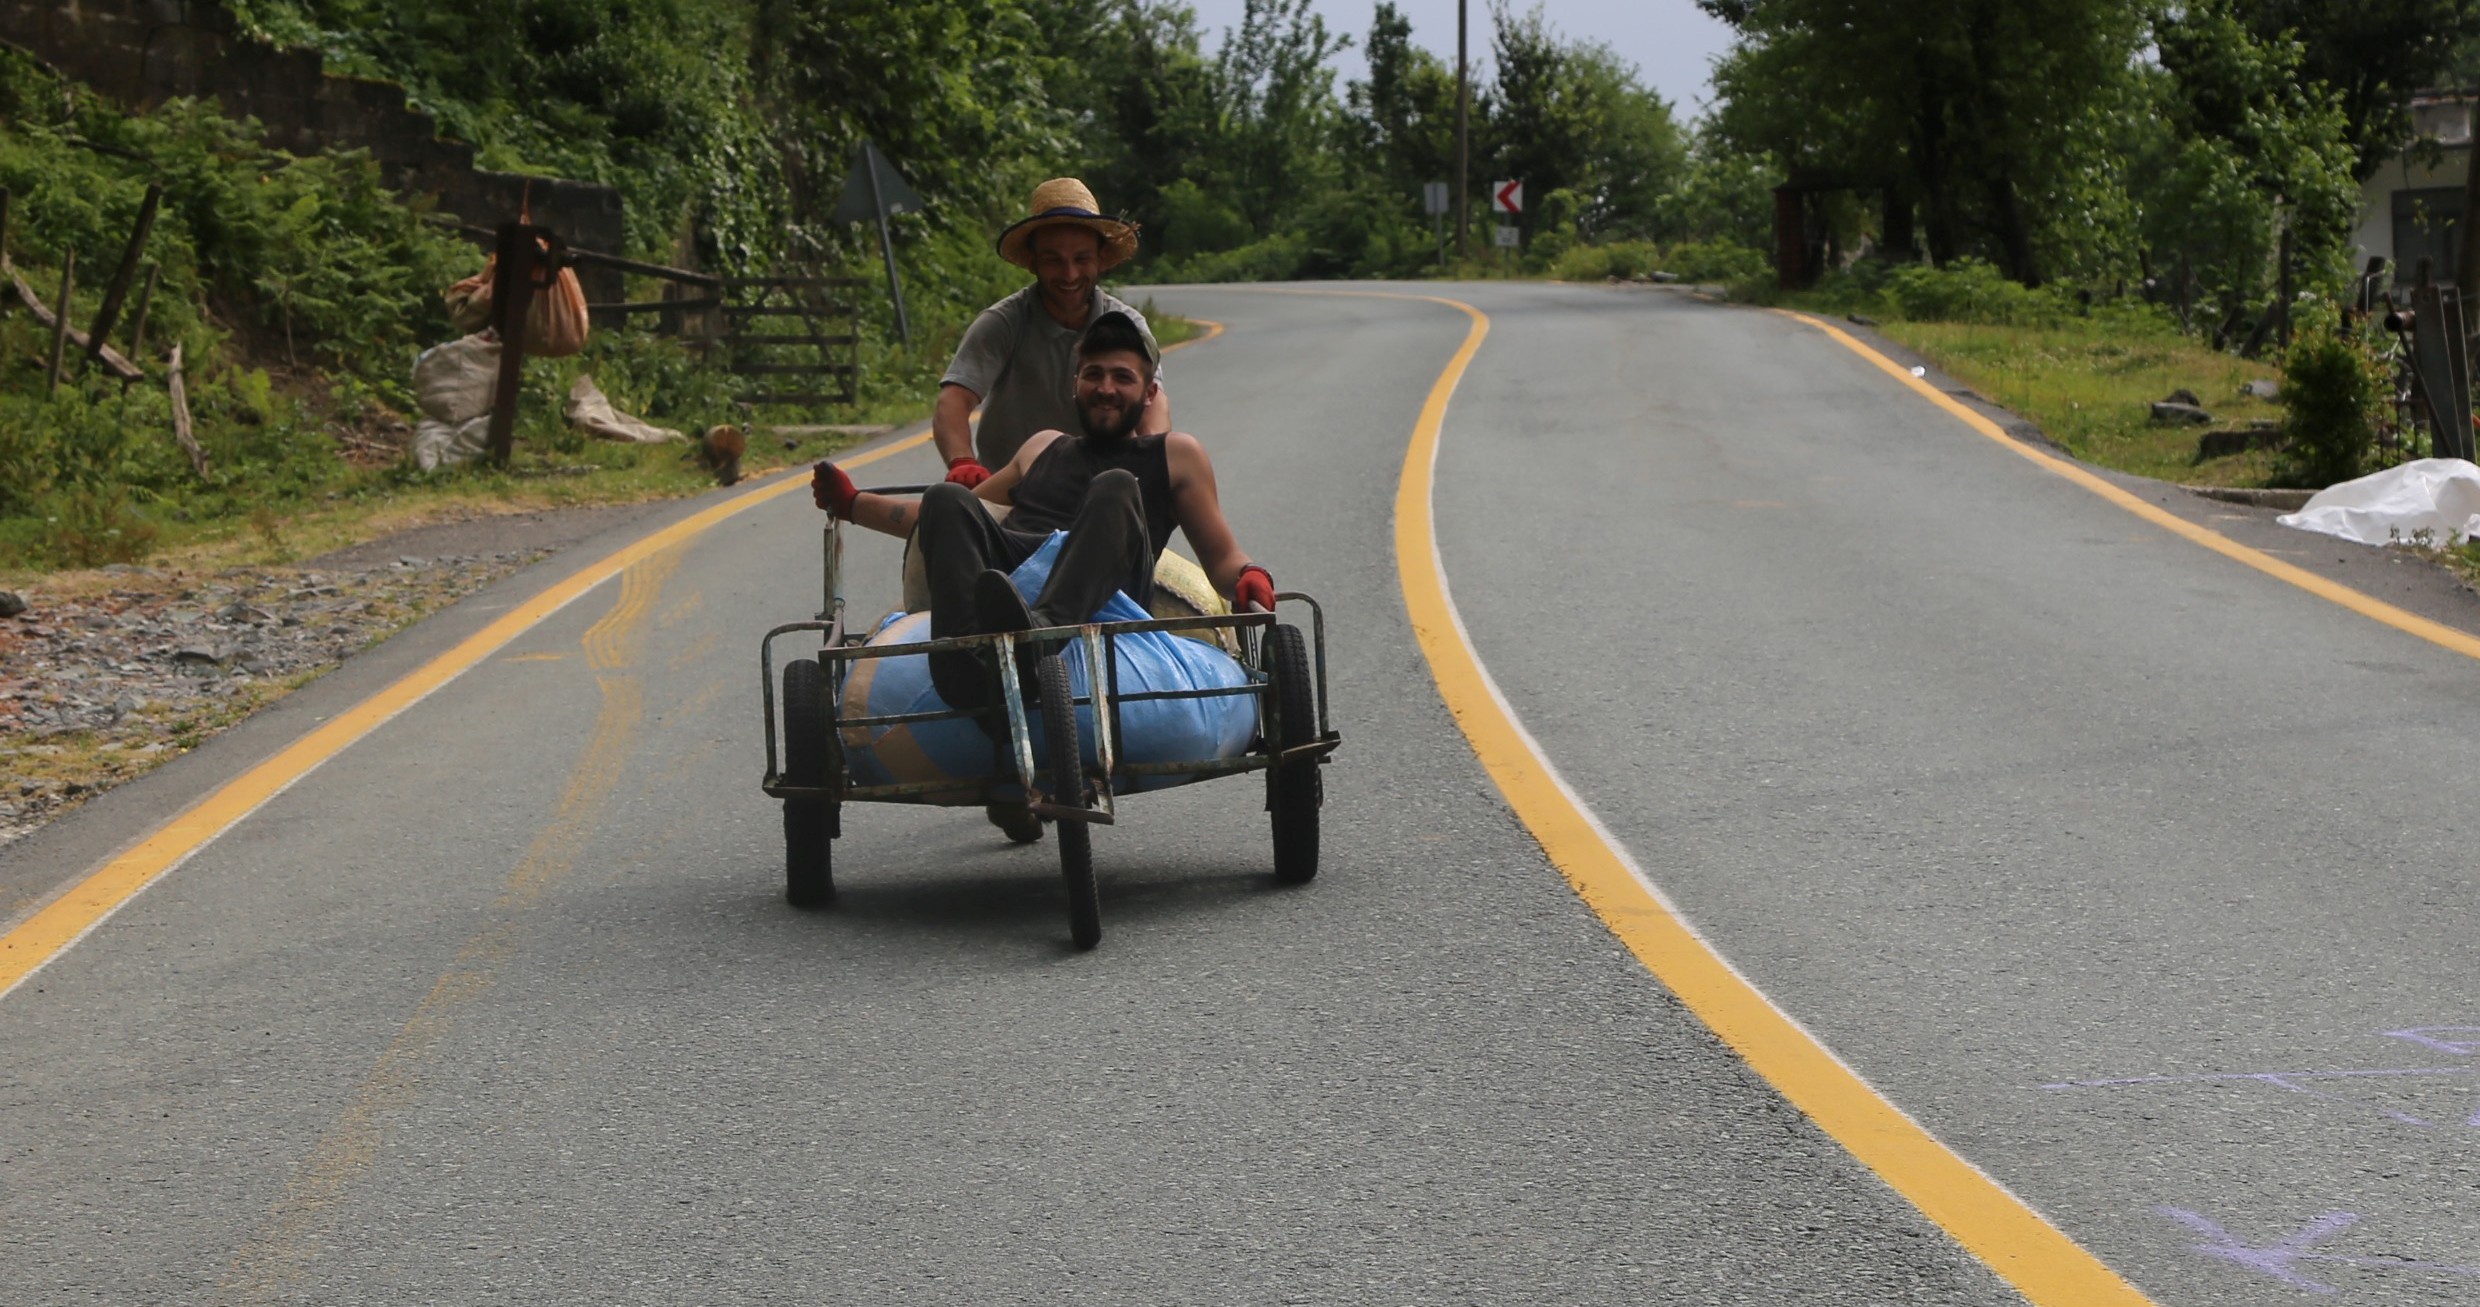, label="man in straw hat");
[932,178,1170,488]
